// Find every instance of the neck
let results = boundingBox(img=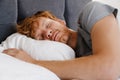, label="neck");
[67,29,77,49]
